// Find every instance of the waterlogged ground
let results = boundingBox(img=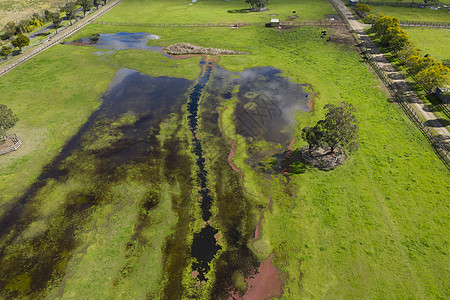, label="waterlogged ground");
[0,54,310,298]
